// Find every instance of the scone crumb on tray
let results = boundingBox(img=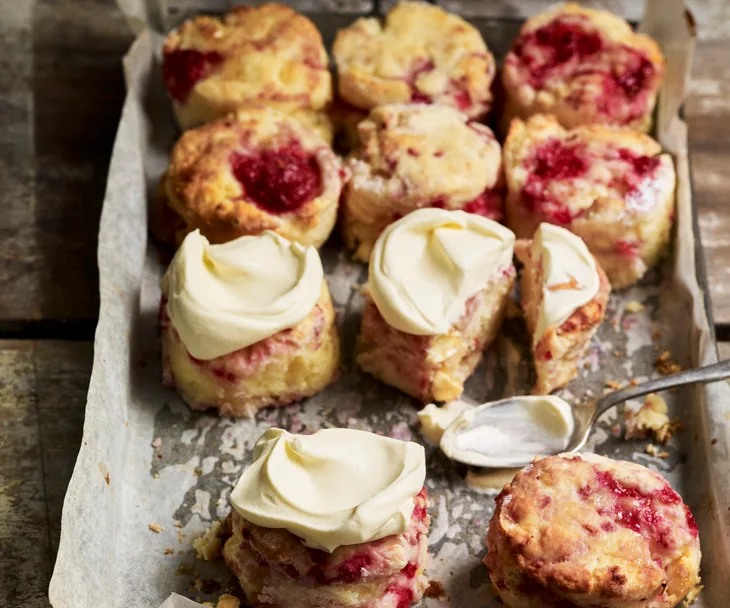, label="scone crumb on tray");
[683,582,704,606]
[425,580,449,600]
[175,521,183,528]
[164,548,175,555]
[605,380,623,390]
[644,443,669,458]
[625,393,682,443]
[625,300,645,313]
[656,350,682,374]
[652,328,662,341]
[148,523,164,533]
[215,595,241,608]
[193,521,223,561]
